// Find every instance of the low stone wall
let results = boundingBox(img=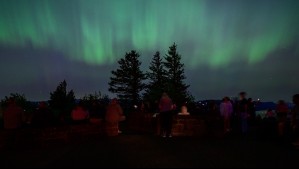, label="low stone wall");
[171,116,205,136]
[127,112,206,136]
